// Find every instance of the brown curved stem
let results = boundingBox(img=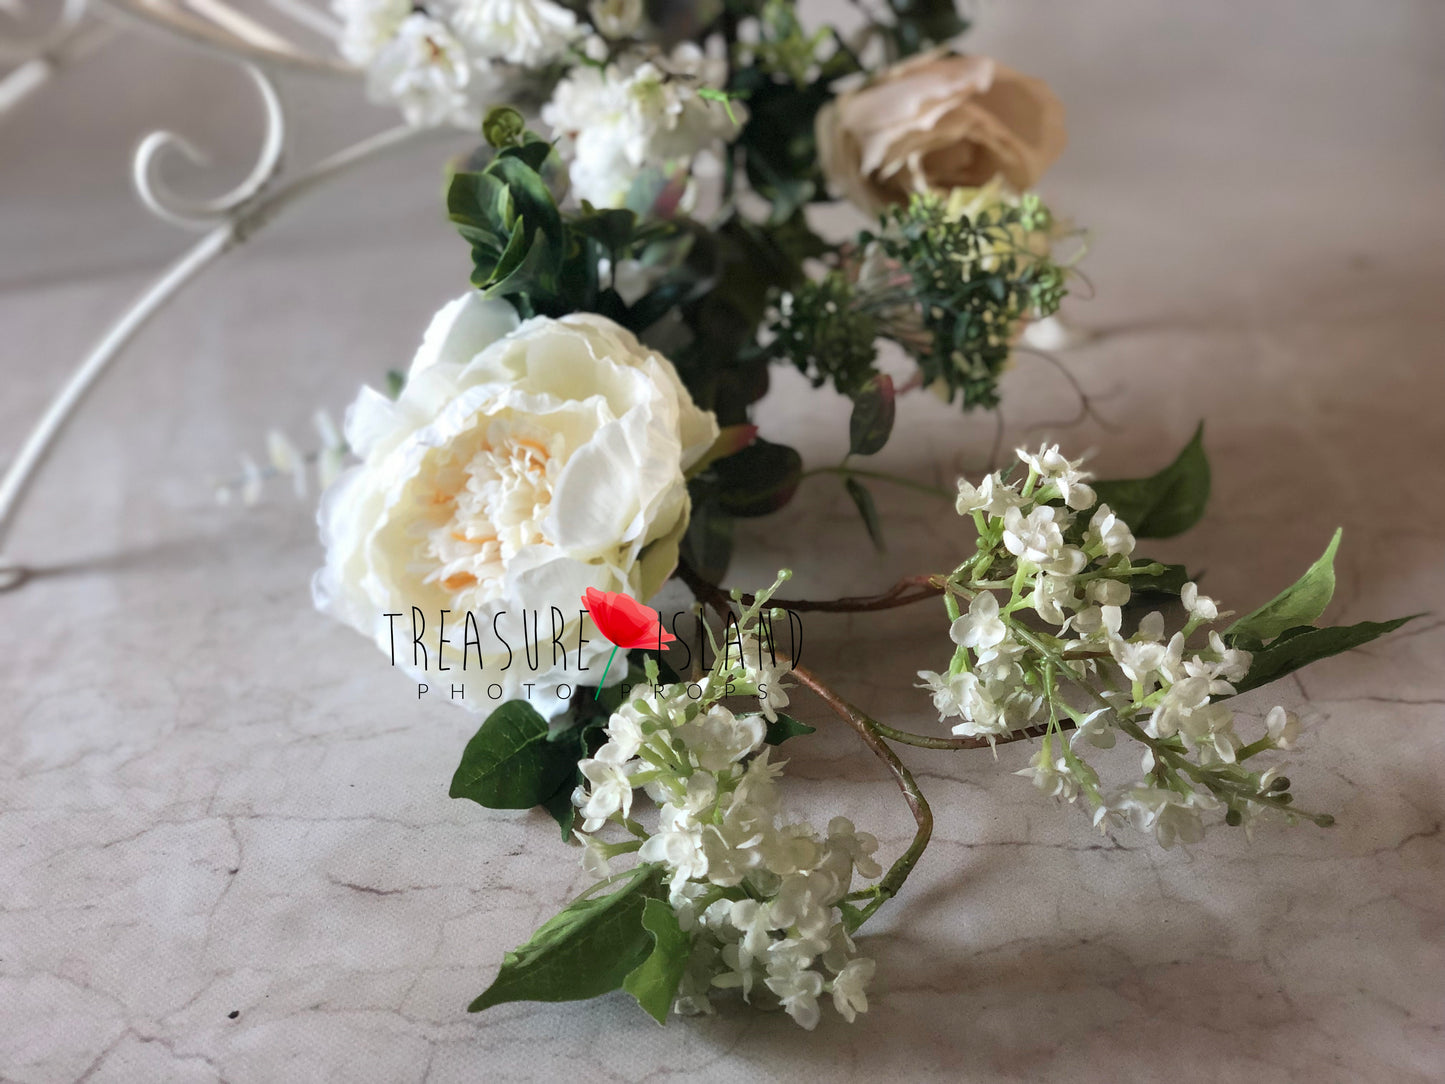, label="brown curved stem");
[789,663,931,928]
[872,717,1078,750]
[673,559,944,614]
